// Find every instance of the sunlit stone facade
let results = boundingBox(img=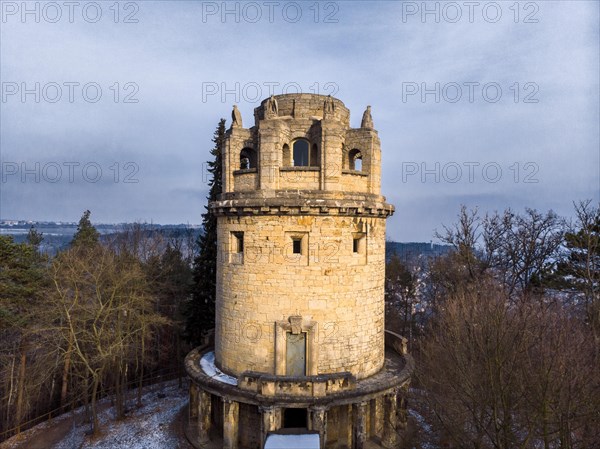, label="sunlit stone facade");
[186,94,413,449]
